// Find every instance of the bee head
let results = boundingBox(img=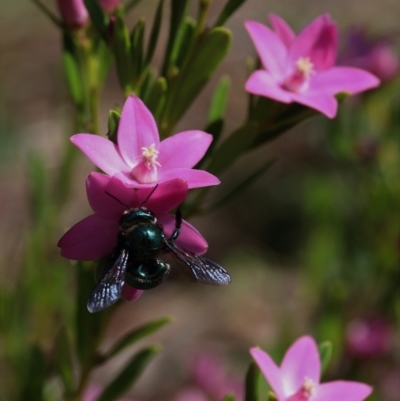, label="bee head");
[119,207,156,231]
